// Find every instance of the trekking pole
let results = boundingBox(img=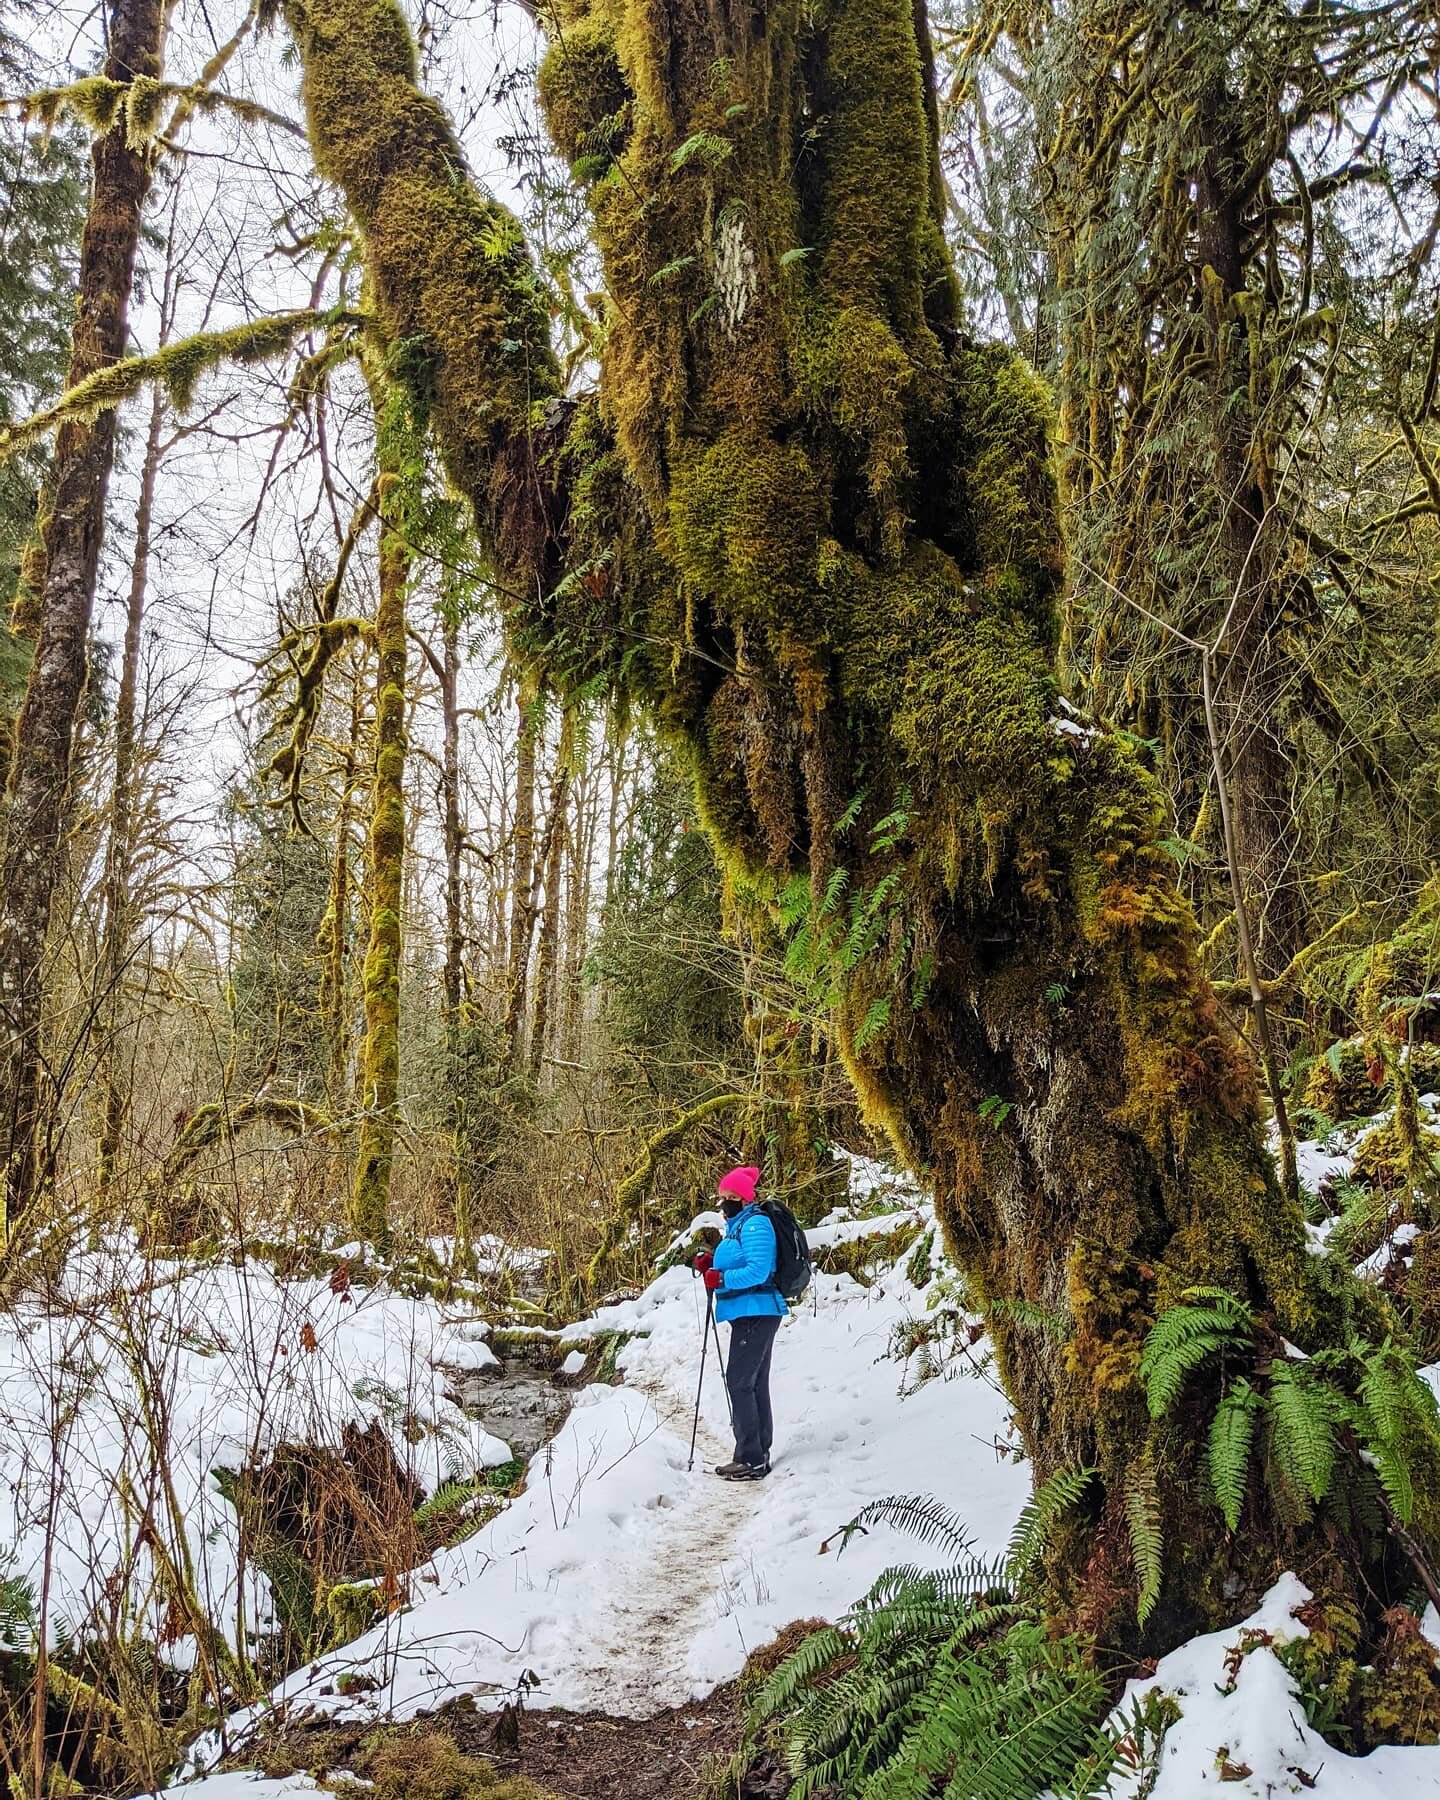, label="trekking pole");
[708,1303,734,1426]
[688,1285,713,1471]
